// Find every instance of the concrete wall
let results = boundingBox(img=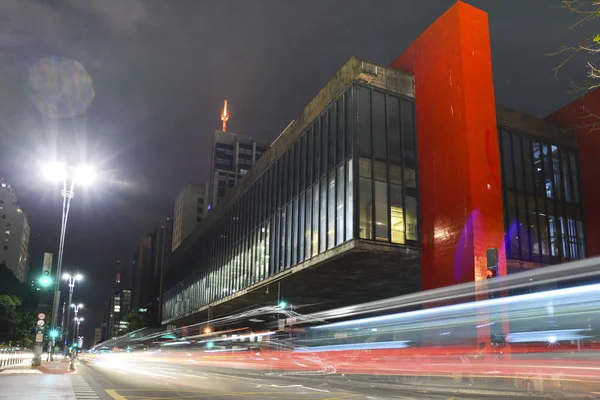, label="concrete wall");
[497,105,575,147]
